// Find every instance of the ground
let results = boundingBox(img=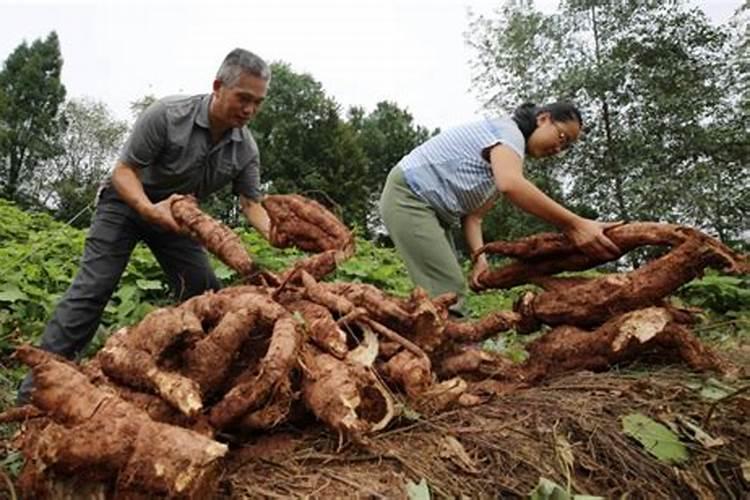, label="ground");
[220,347,750,499]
